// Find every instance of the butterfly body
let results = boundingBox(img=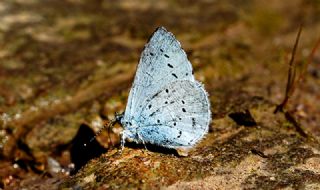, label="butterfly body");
[119,27,211,150]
